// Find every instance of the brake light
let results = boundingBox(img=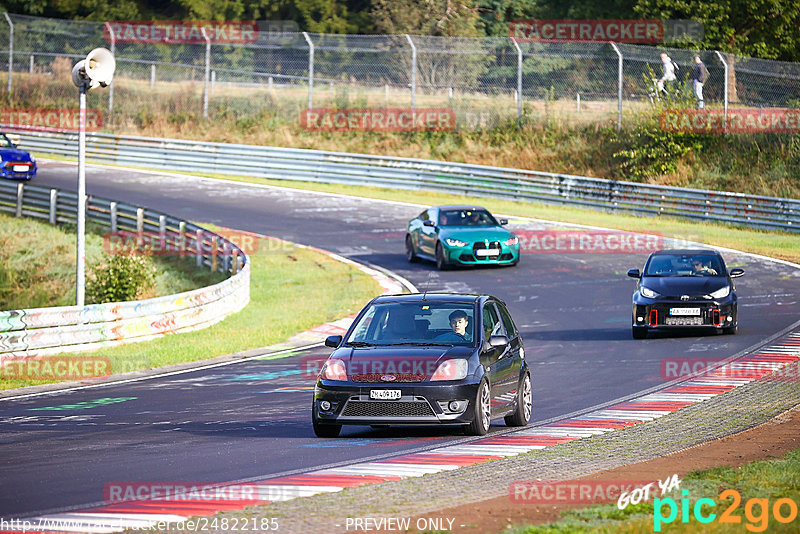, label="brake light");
[322,358,347,381]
